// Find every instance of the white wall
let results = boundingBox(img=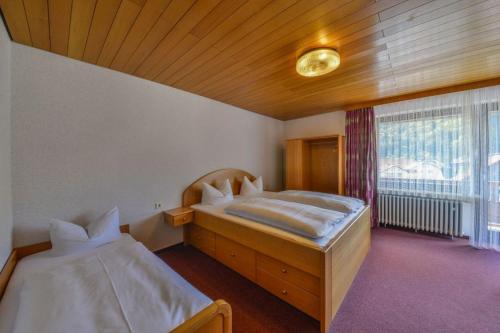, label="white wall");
[0,22,13,267]
[11,44,285,250]
[285,111,345,139]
